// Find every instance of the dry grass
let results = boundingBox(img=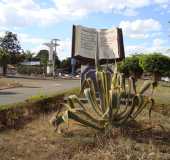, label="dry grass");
[1,108,170,160]
[0,80,170,160]
[137,80,170,106]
